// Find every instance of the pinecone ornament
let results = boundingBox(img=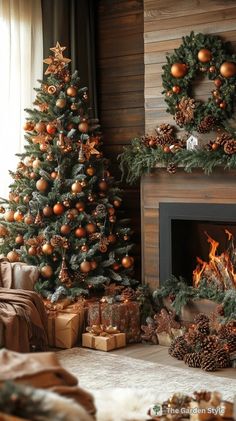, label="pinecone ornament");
[214,348,231,368]
[184,352,202,368]
[174,97,195,126]
[224,139,236,155]
[120,287,137,302]
[166,163,177,174]
[201,353,217,371]
[197,115,216,133]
